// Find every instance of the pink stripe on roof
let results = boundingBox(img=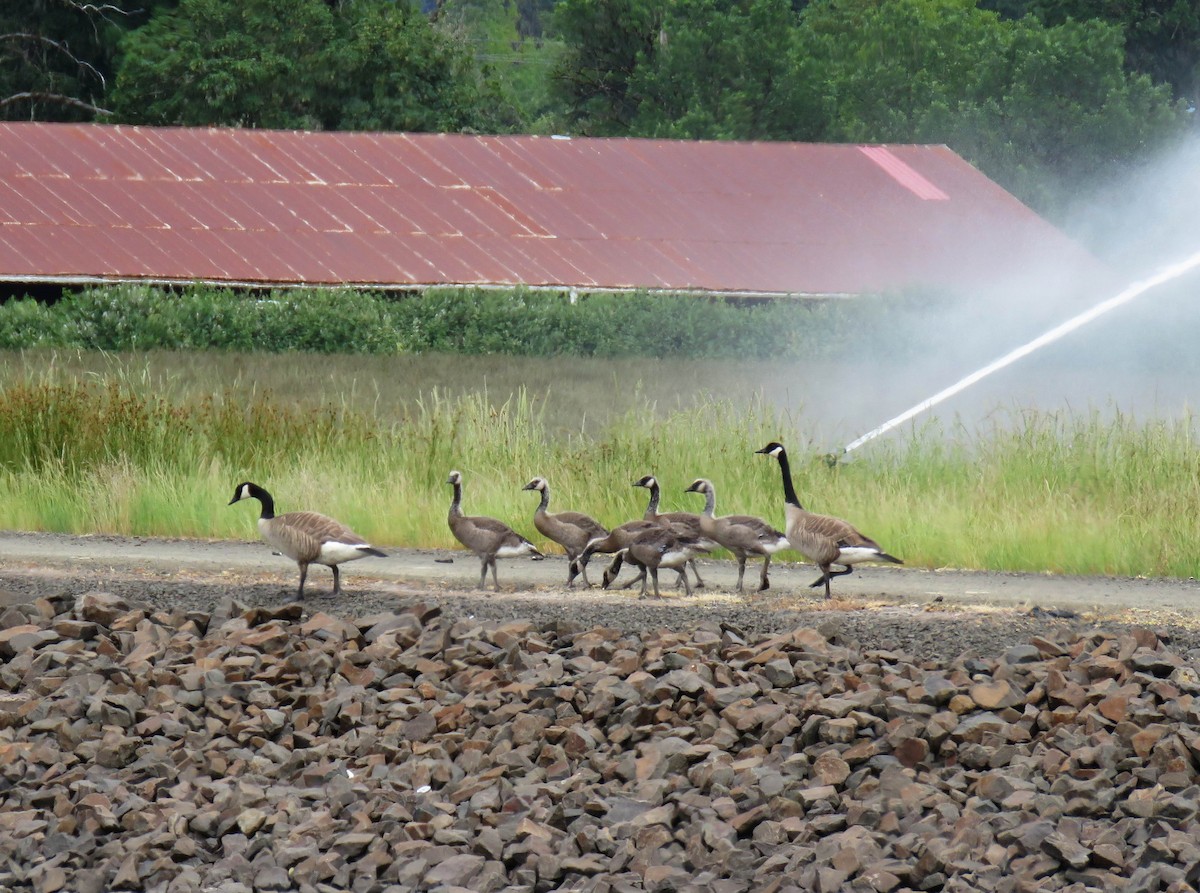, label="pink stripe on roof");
[859,146,949,201]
